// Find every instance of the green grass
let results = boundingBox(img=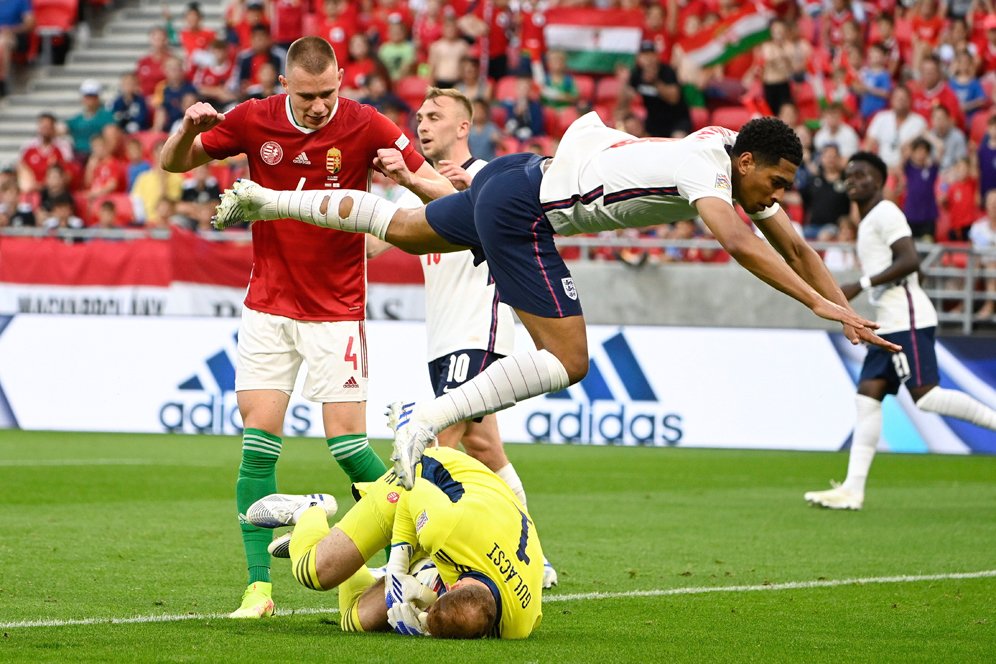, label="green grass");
[0,431,993,663]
